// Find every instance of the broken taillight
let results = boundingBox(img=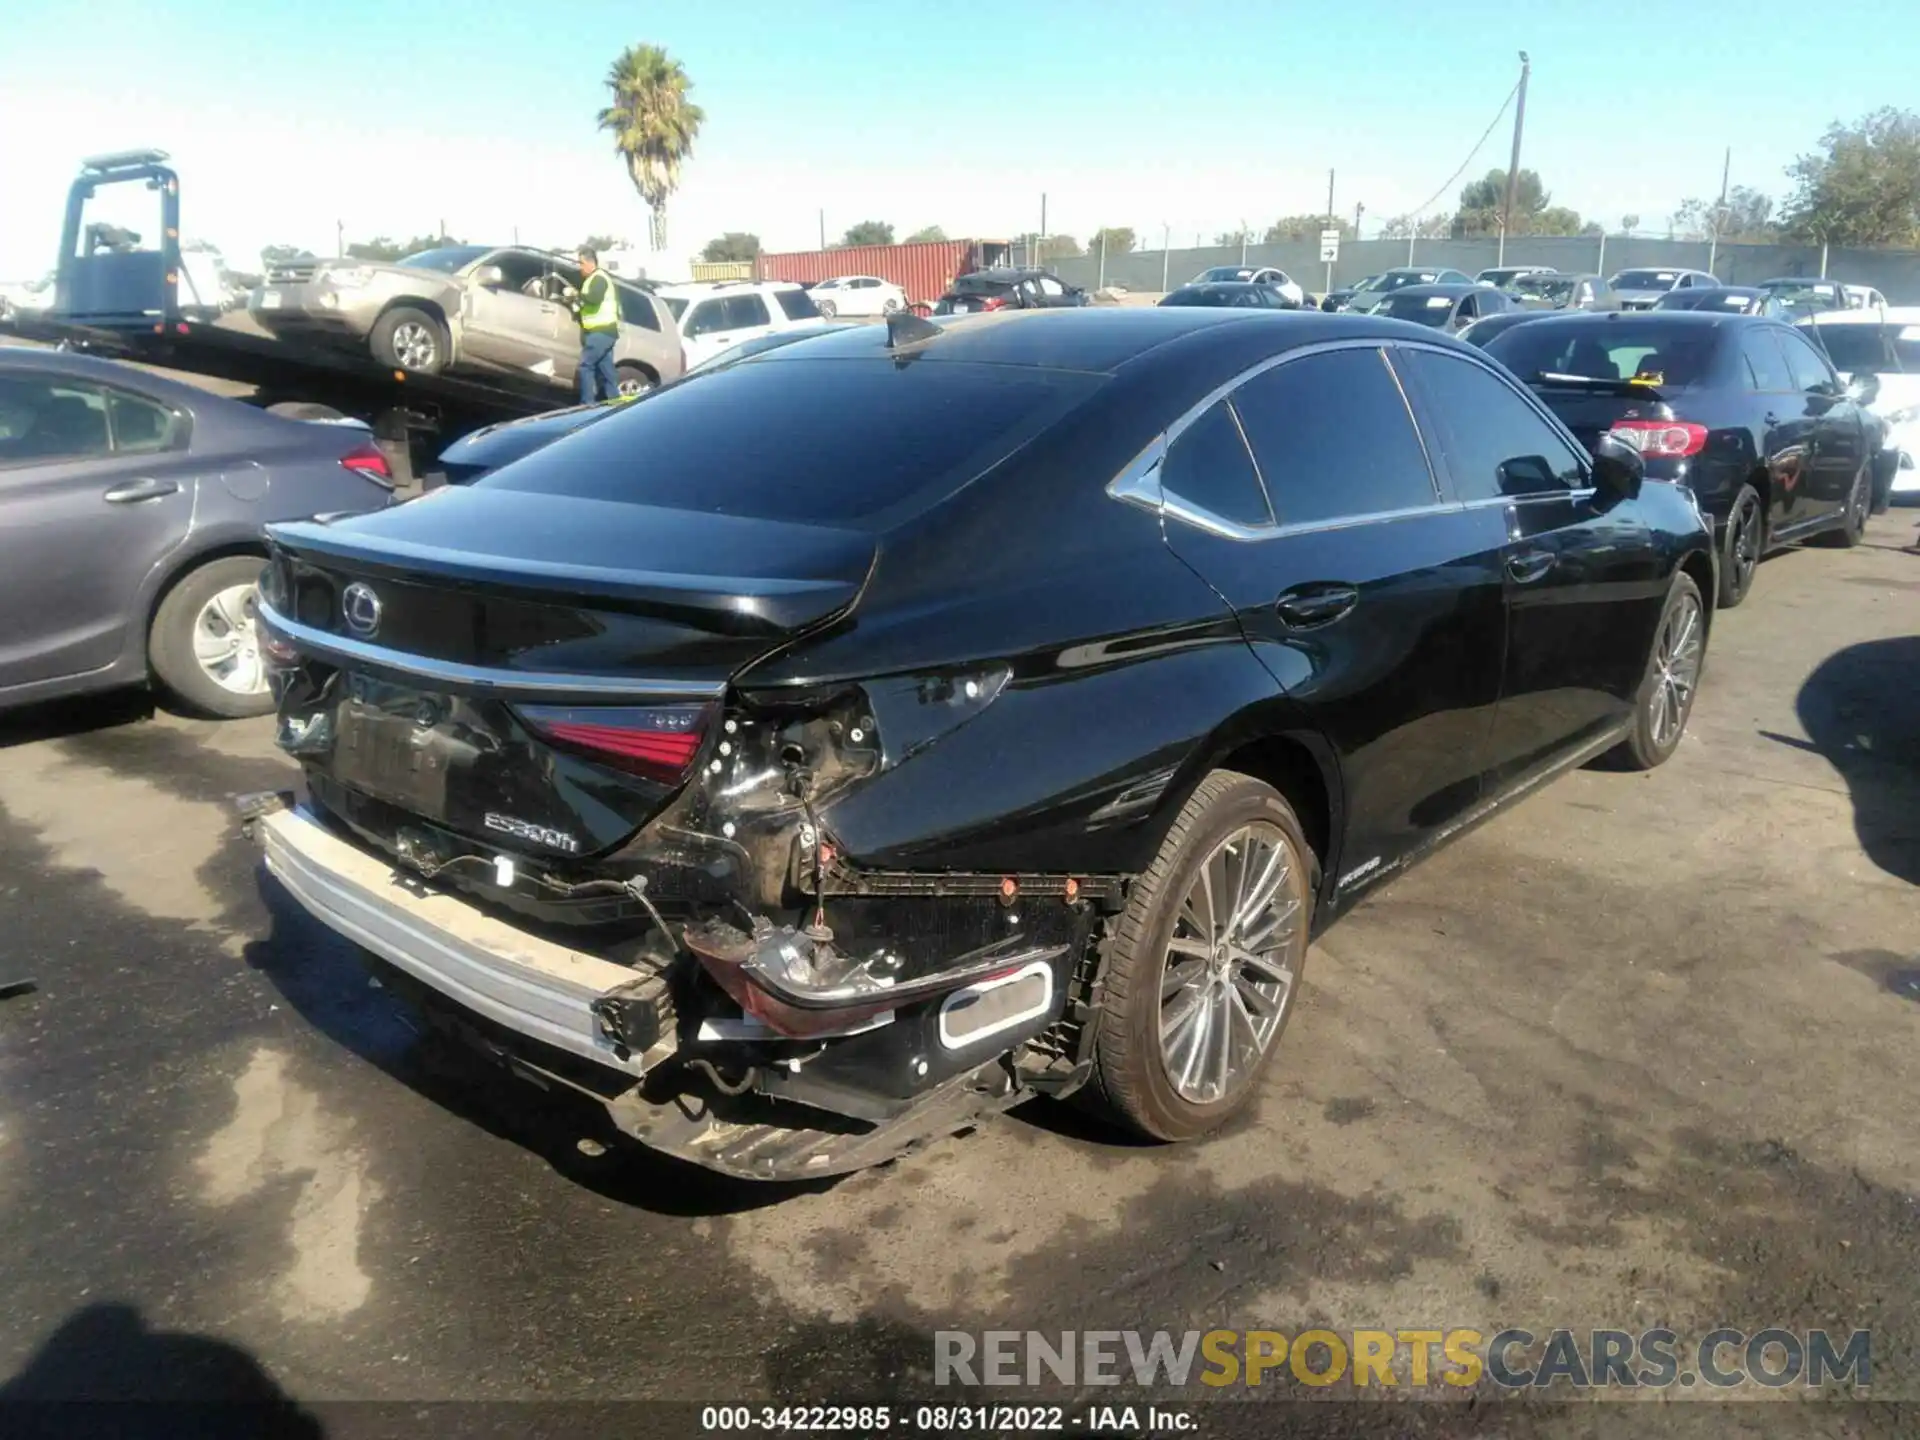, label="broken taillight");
[515,703,713,785]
